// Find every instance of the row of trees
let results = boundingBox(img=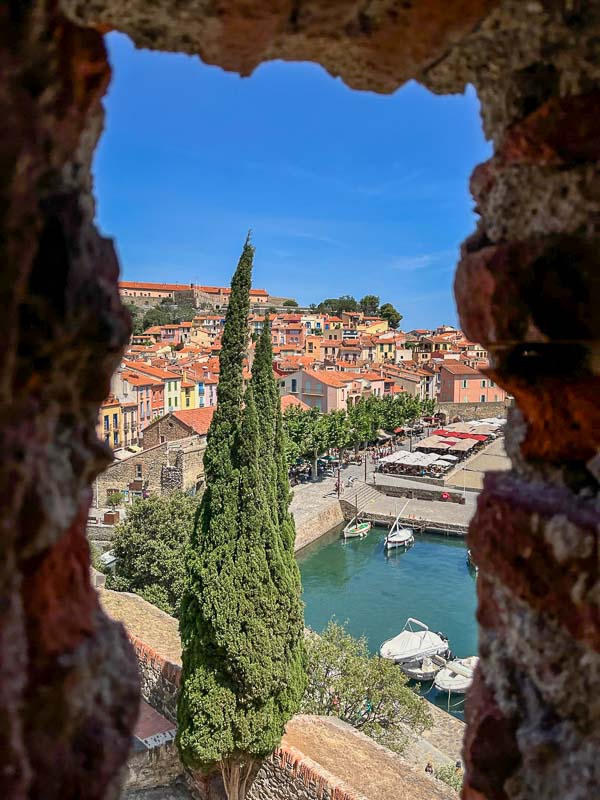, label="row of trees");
[310,294,402,329]
[283,394,436,467]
